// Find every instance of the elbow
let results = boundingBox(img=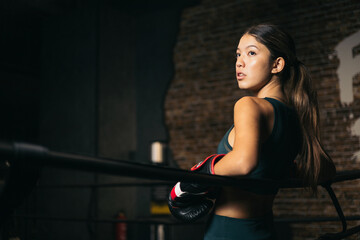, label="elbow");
[233,158,257,176]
